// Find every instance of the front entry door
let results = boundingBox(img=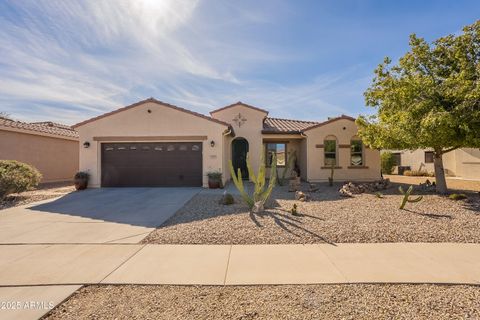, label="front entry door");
[231,138,249,180]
